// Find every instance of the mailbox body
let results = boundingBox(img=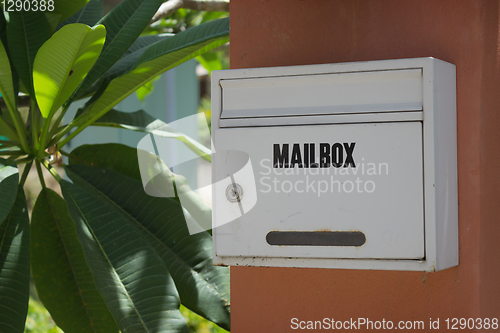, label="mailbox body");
[211,58,457,271]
